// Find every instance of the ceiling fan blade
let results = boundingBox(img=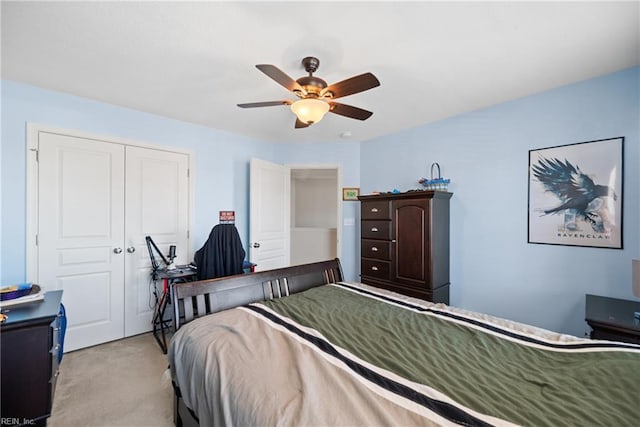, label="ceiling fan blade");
[256,64,305,93]
[322,72,380,99]
[329,102,373,120]
[295,118,311,129]
[237,100,291,108]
